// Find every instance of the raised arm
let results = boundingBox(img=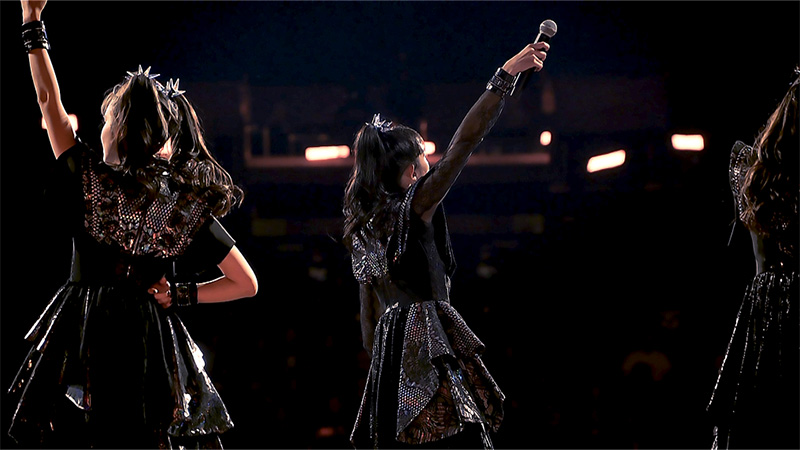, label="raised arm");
[412,41,549,221]
[21,0,76,158]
